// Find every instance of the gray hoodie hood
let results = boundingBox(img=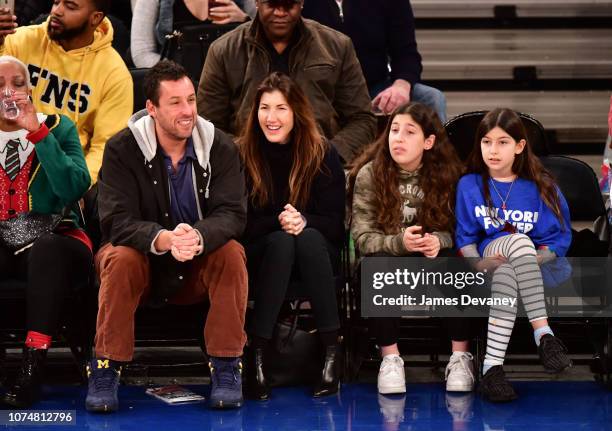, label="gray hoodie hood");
[127,109,216,197]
